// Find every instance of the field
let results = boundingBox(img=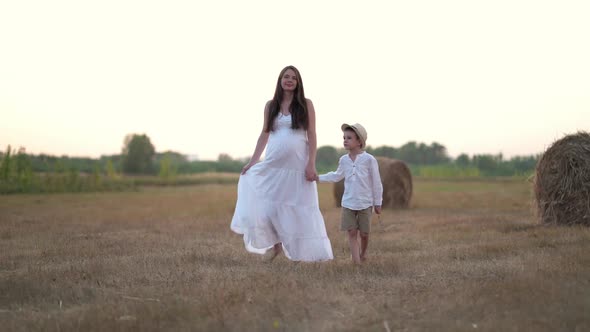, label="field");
[1,178,589,331]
